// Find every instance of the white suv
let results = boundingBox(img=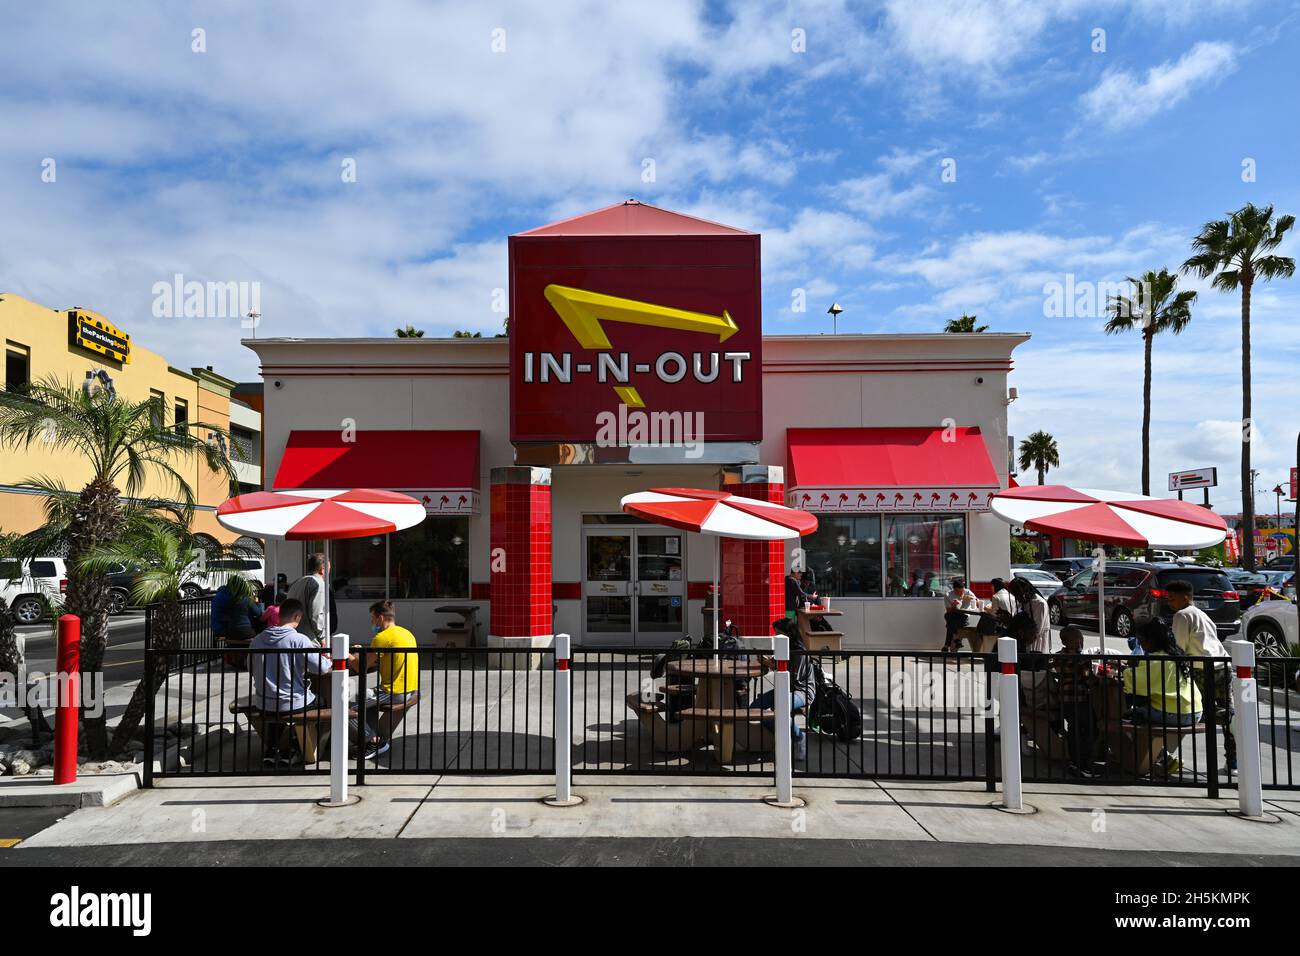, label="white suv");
[1241,597,1298,658]
[0,557,68,625]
